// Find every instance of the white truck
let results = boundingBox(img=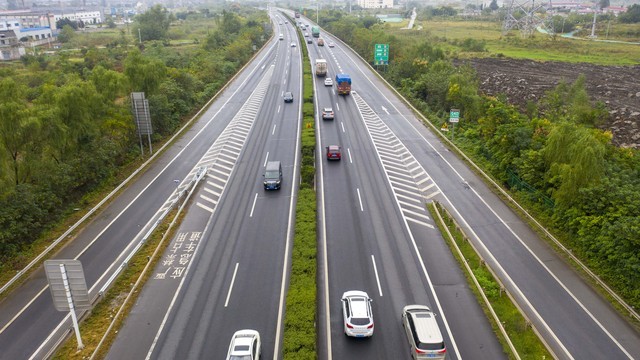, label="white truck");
[315,59,327,77]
